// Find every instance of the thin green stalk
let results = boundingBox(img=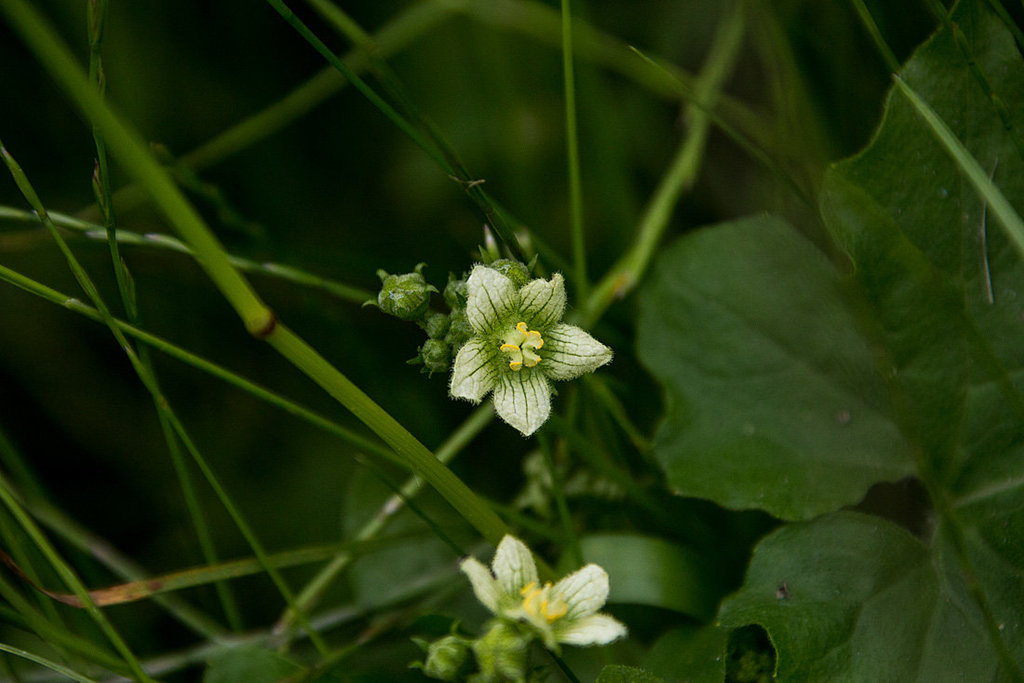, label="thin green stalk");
[0,139,327,657]
[581,4,746,326]
[0,206,372,304]
[0,506,65,626]
[273,404,495,639]
[920,0,1024,162]
[985,0,1024,53]
[850,0,901,73]
[265,0,524,259]
[561,0,588,300]
[582,375,651,452]
[0,472,151,682]
[0,264,395,465]
[895,76,1024,257]
[0,643,97,683]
